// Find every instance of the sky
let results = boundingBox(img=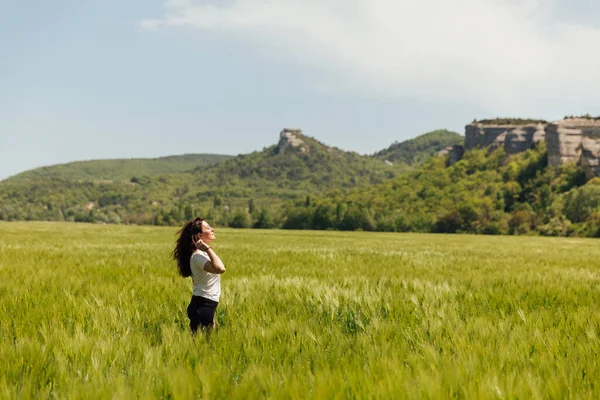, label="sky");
[1,0,600,181]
